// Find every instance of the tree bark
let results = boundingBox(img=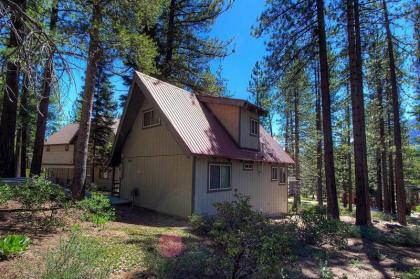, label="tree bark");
[30,0,59,176]
[378,81,390,213]
[285,108,289,153]
[72,2,102,200]
[292,88,300,210]
[376,150,383,210]
[163,0,177,77]
[346,0,370,225]
[382,0,406,225]
[315,65,323,207]
[15,128,22,176]
[316,0,339,219]
[19,74,29,177]
[387,106,396,214]
[347,100,353,212]
[0,0,26,177]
